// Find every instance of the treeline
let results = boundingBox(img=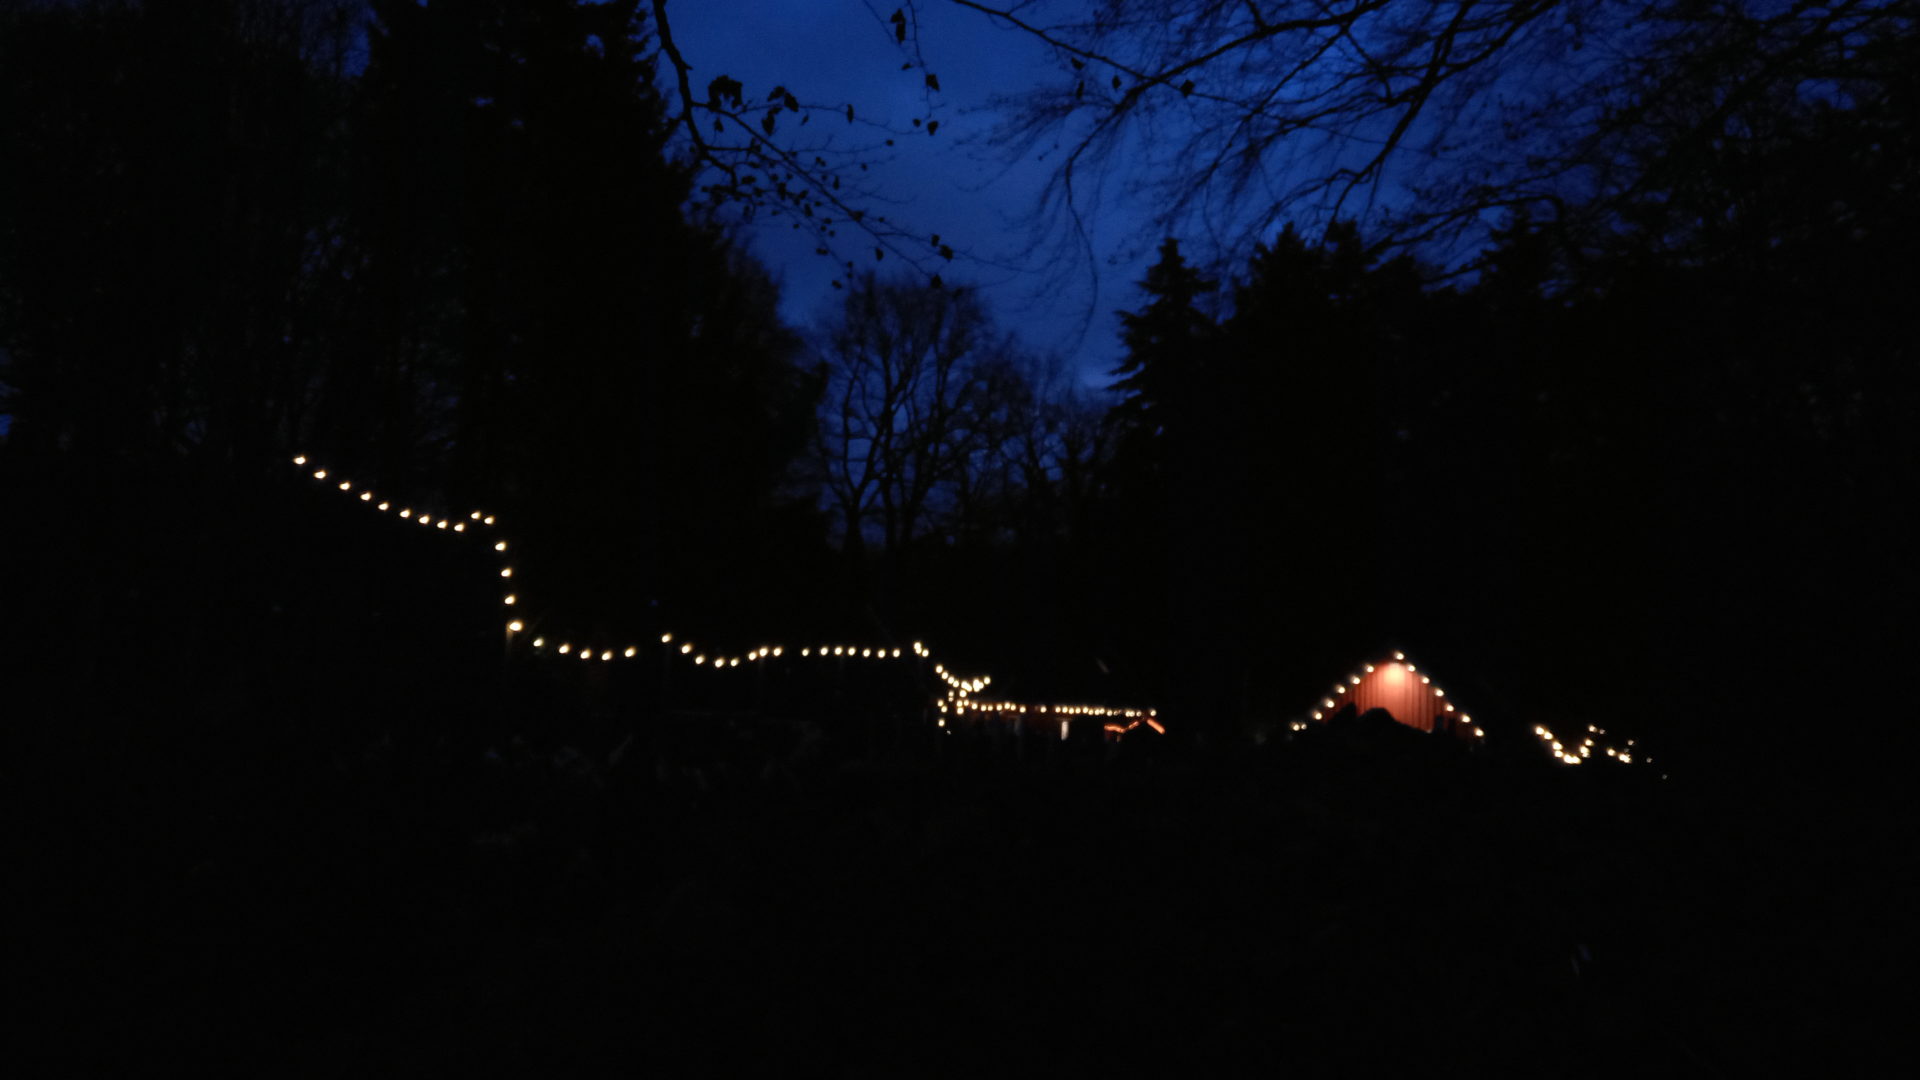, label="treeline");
[3,1,1914,781]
